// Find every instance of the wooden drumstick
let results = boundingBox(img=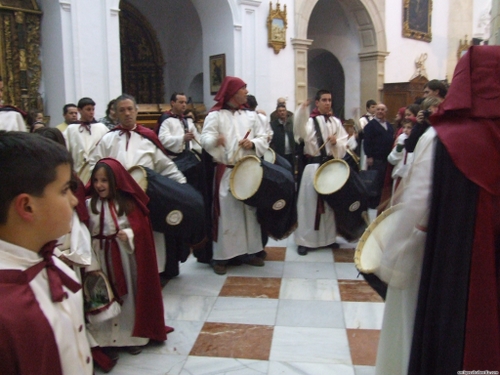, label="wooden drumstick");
[192,138,202,147]
[318,132,338,152]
